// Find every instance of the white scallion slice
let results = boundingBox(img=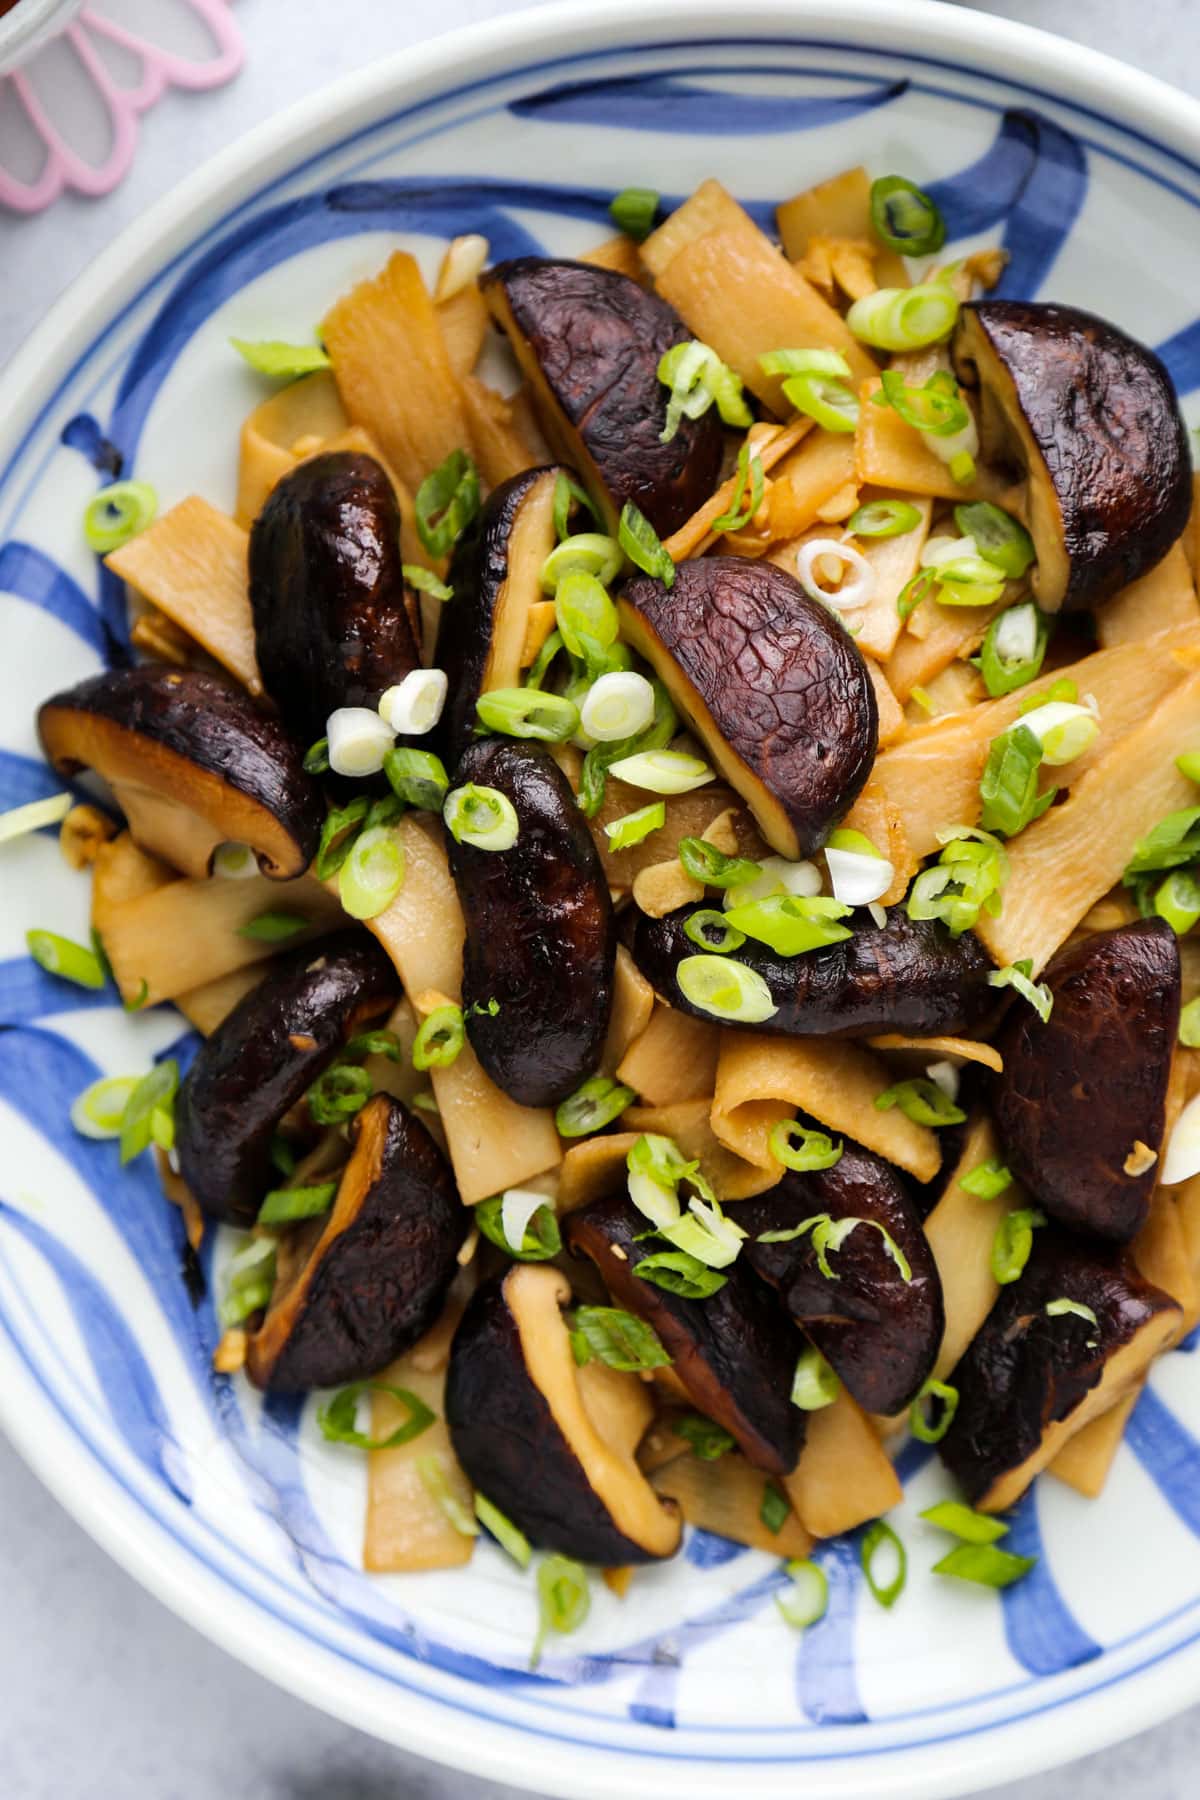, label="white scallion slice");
[723,855,822,911]
[212,841,258,879]
[606,749,715,795]
[378,669,449,737]
[579,671,656,743]
[0,791,72,846]
[925,1060,960,1102]
[326,706,395,777]
[1016,699,1100,767]
[338,824,406,919]
[992,601,1039,667]
[434,233,489,301]
[500,1188,552,1254]
[824,846,893,907]
[627,1168,683,1231]
[795,538,876,614]
[70,1074,139,1140]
